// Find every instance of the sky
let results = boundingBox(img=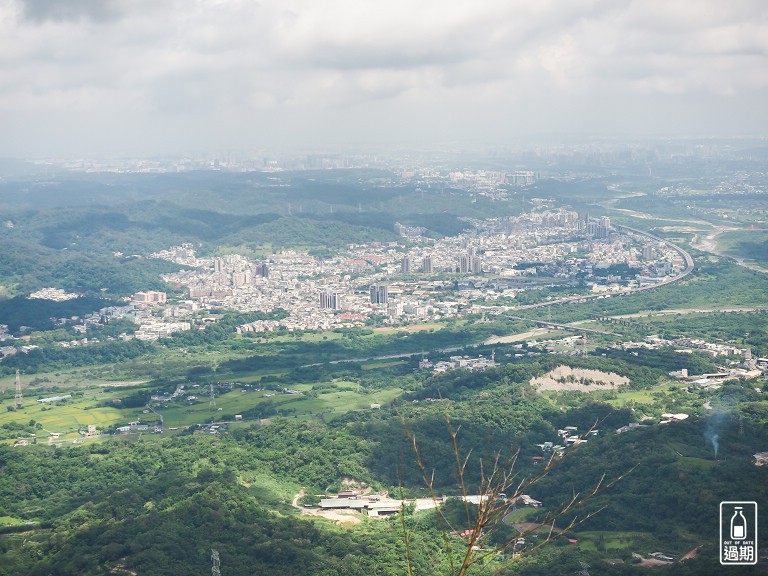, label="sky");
[1,0,767,157]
